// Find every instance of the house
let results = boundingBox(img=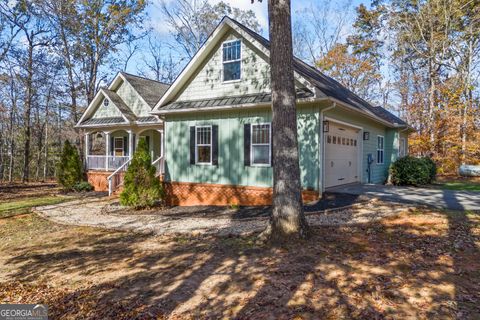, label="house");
[77,16,411,205]
[75,72,169,192]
